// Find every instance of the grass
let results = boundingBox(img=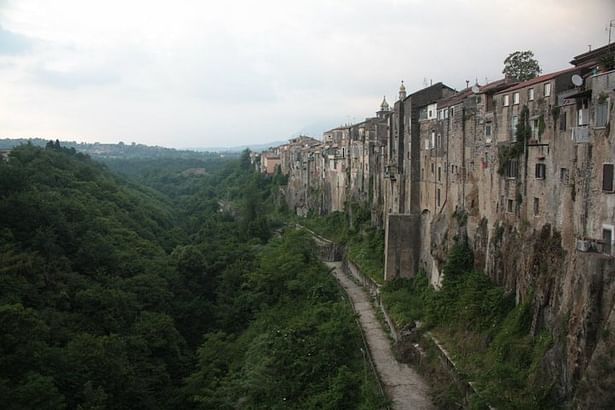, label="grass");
[299,210,385,284]
[380,242,556,409]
